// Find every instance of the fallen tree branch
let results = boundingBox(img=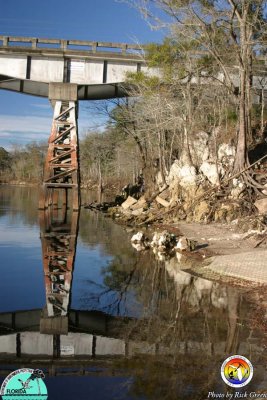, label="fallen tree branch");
[188,153,267,211]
